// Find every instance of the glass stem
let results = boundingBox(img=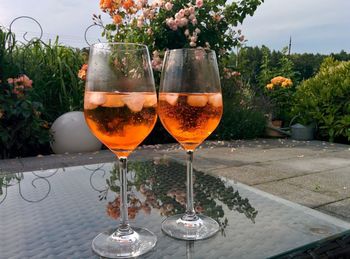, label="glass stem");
[185,150,197,220]
[117,157,132,235]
